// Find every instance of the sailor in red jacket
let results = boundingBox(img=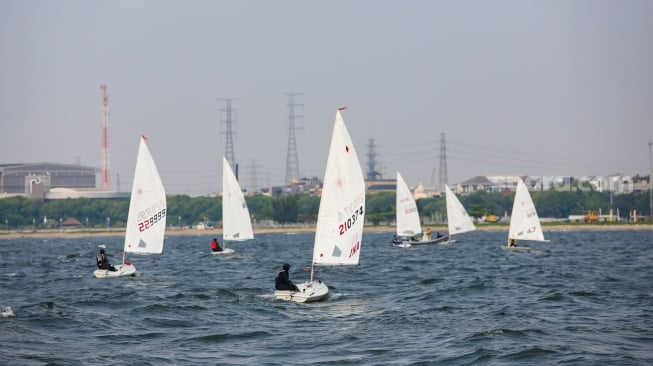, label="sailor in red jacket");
[211,238,222,252]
